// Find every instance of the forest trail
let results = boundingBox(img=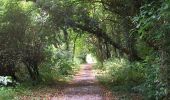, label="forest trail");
[18,64,142,100]
[51,64,113,100]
